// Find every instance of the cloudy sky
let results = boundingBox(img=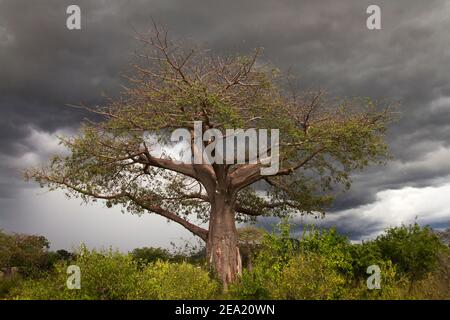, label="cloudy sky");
[1,0,449,251]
